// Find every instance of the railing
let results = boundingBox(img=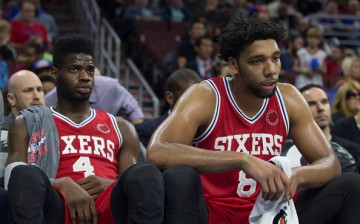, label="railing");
[308,13,360,51]
[70,0,159,119]
[125,59,160,118]
[99,19,121,78]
